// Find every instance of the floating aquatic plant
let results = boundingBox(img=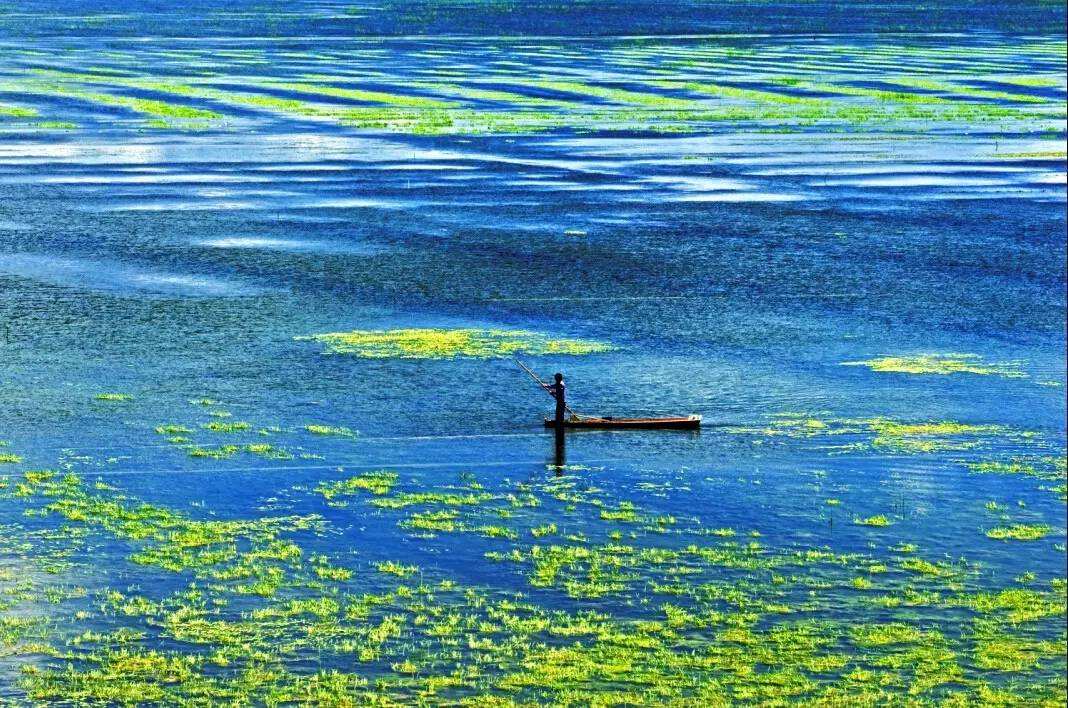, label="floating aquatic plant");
[375,561,418,577]
[530,523,557,538]
[316,471,398,502]
[986,524,1053,541]
[972,629,1064,672]
[850,622,928,647]
[243,443,293,460]
[728,414,1032,455]
[0,103,39,117]
[296,328,613,359]
[185,443,291,460]
[186,445,241,459]
[968,457,1067,499]
[841,353,1026,378]
[305,424,356,438]
[854,515,891,527]
[202,421,251,433]
[0,373,1064,704]
[154,424,192,435]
